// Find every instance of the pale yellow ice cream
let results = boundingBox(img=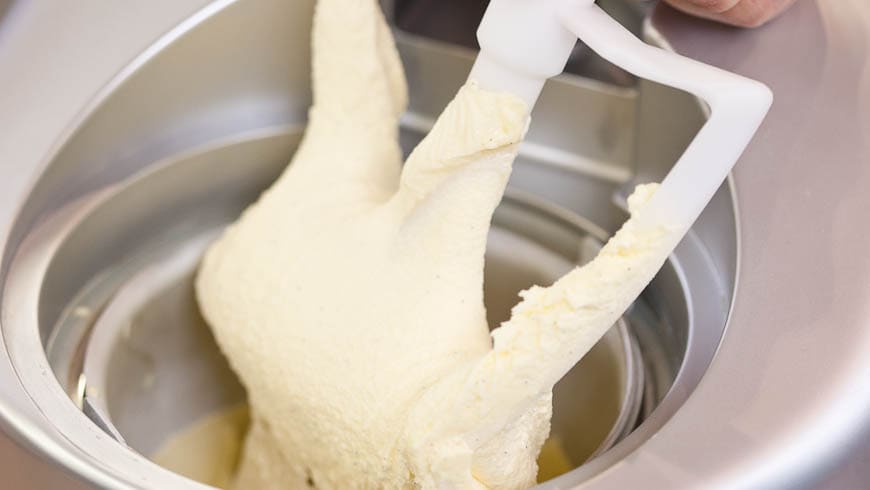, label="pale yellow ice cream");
[152,405,249,489]
[150,405,574,488]
[195,0,675,488]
